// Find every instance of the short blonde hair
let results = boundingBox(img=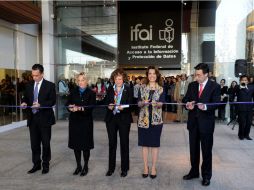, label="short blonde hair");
[75,72,88,84]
